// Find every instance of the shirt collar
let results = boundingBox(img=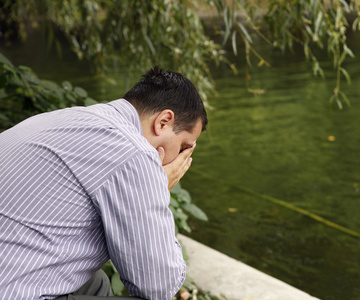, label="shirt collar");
[107,99,143,135]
